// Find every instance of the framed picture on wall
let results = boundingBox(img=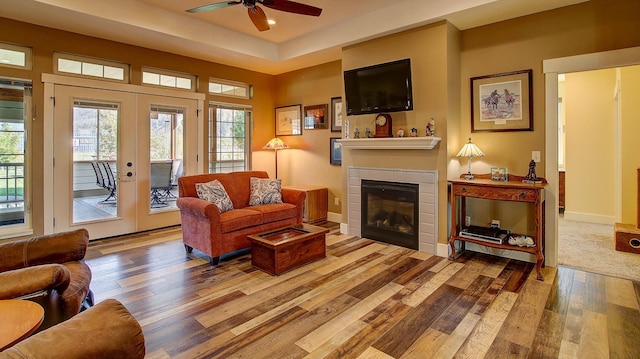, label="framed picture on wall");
[330,137,342,165]
[330,97,343,132]
[304,104,328,130]
[471,69,533,132]
[275,104,302,136]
